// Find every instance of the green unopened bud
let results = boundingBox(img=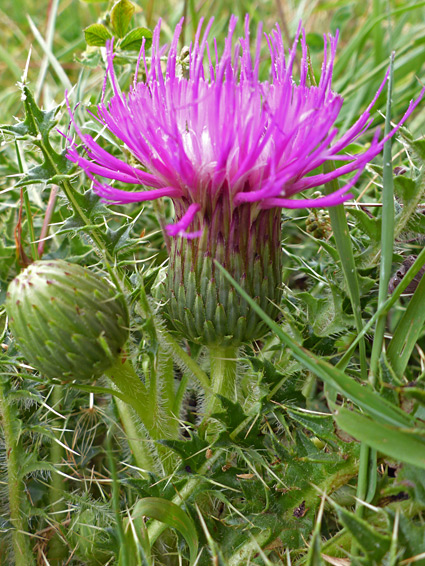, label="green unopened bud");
[6,260,129,381]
